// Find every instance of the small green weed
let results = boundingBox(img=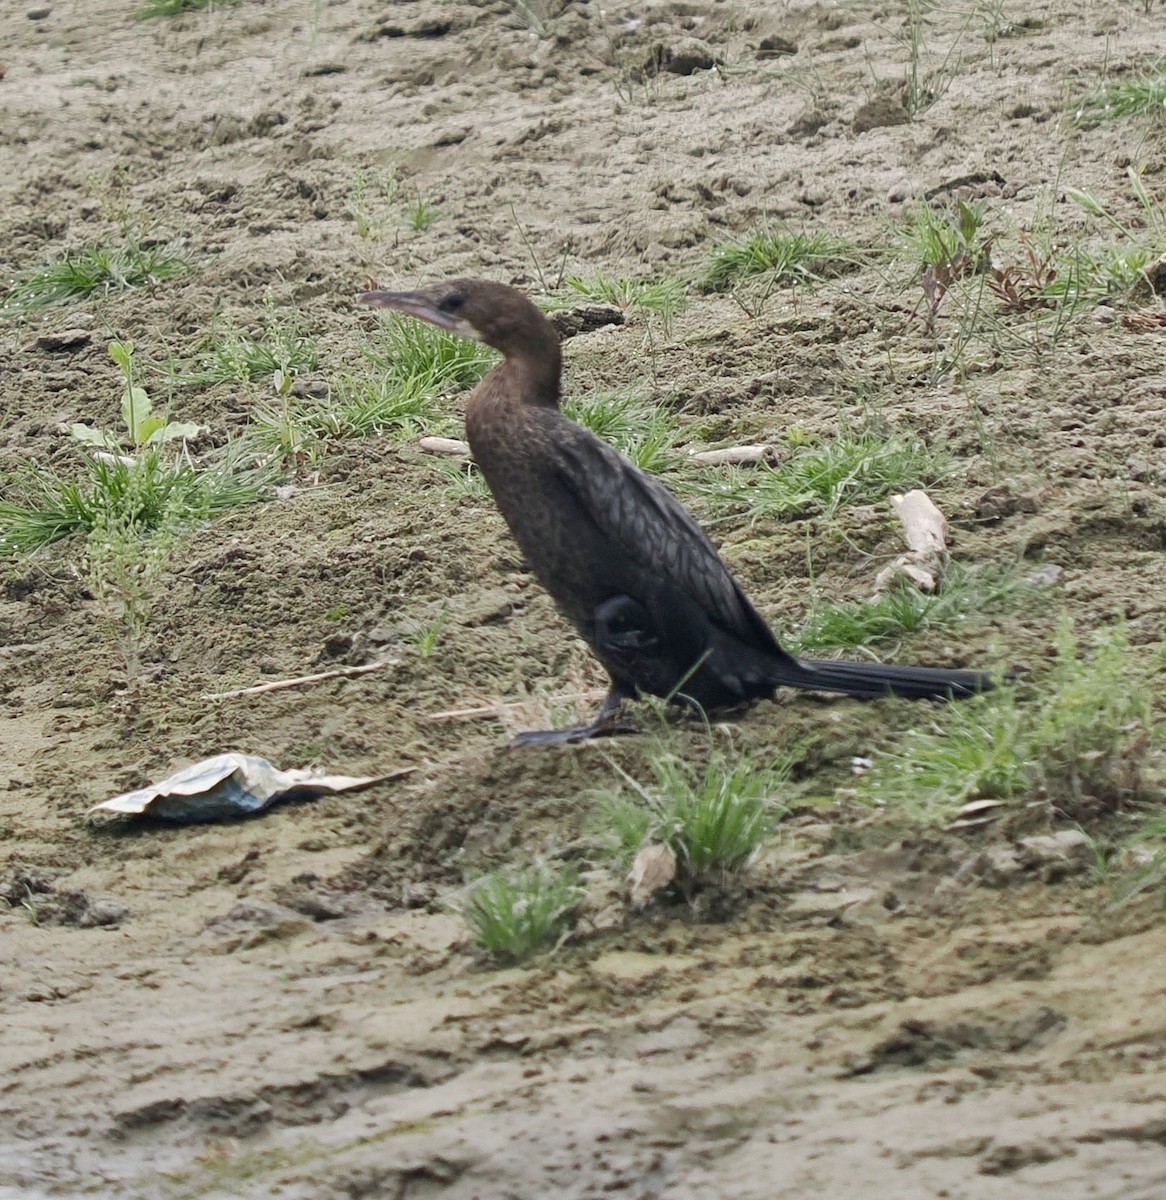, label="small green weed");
[597,747,796,895]
[70,341,204,453]
[898,199,992,330]
[863,688,1029,817]
[409,611,448,658]
[1028,618,1156,811]
[904,198,992,273]
[248,369,322,466]
[1112,814,1166,908]
[463,863,583,962]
